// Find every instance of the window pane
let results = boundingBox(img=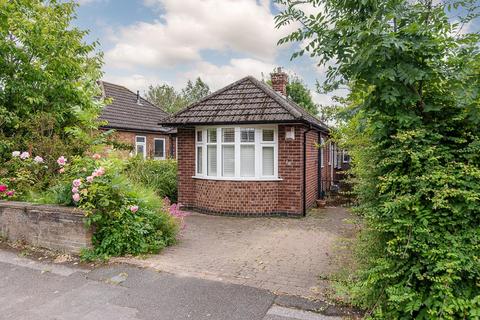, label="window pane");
[136,145,145,156]
[262,129,274,142]
[222,146,235,177]
[136,136,145,143]
[207,145,217,176]
[262,147,274,176]
[197,146,203,174]
[154,140,164,158]
[196,131,203,142]
[240,129,255,142]
[222,128,235,143]
[240,145,255,177]
[208,129,217,143]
